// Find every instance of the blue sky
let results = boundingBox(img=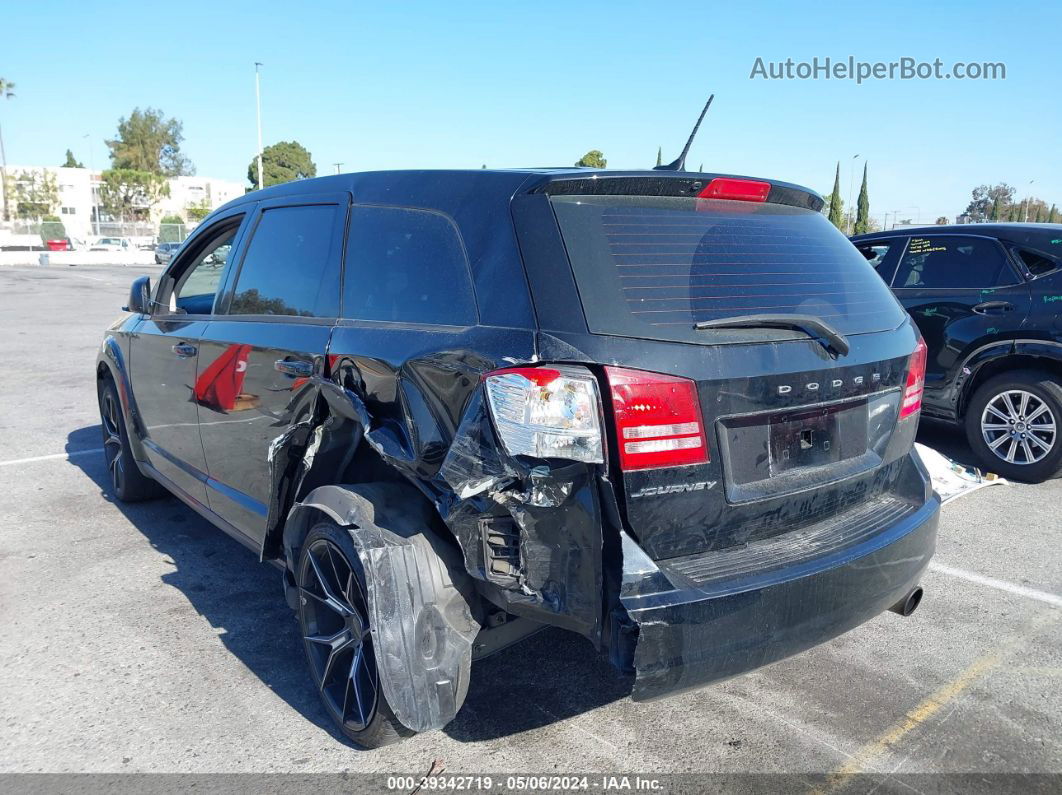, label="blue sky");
[2,0,1058,225]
